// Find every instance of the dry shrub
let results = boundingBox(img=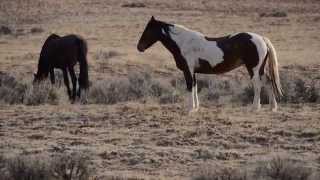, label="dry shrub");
[280,71,320,103]
[95,49,120,62]
[105,176,144,180]
[260,10,288,18]
[254,157,312,180]
[170,68,320,105]
[89,72,176,104]
[192,156,316,180]
[51,152,92,180]
[0,26,12,35]
[24,81,60,105]
[192,165,247,180]
[2,152,94,180]
[5,155,51,180]
[121,2,146,8]
[0,72,67,105]
[0,154,8,180]
[30,27,44,34]
[0,72,28,104]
